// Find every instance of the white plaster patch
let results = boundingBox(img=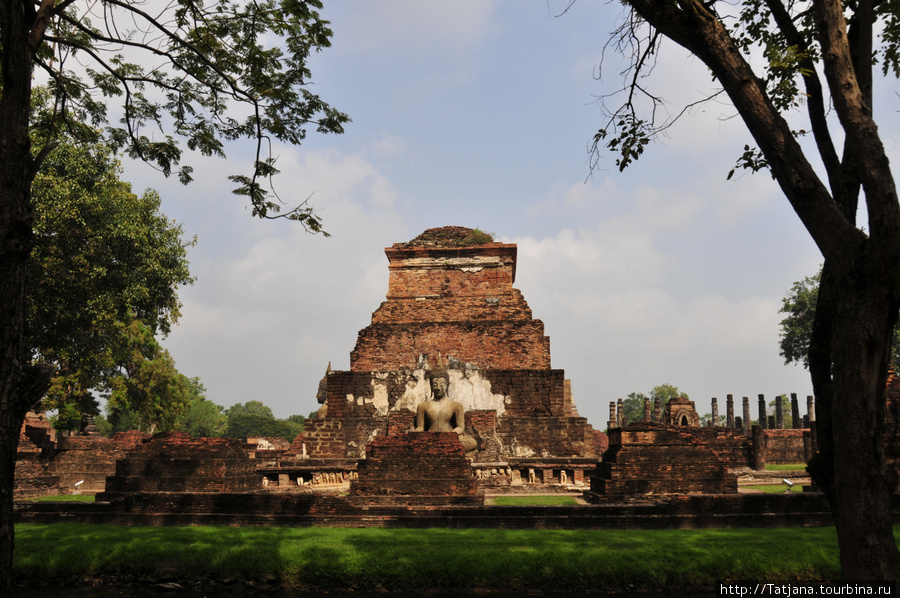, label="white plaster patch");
[460,266,483,273]
[513,444,536,457]
[369,374,390,415]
